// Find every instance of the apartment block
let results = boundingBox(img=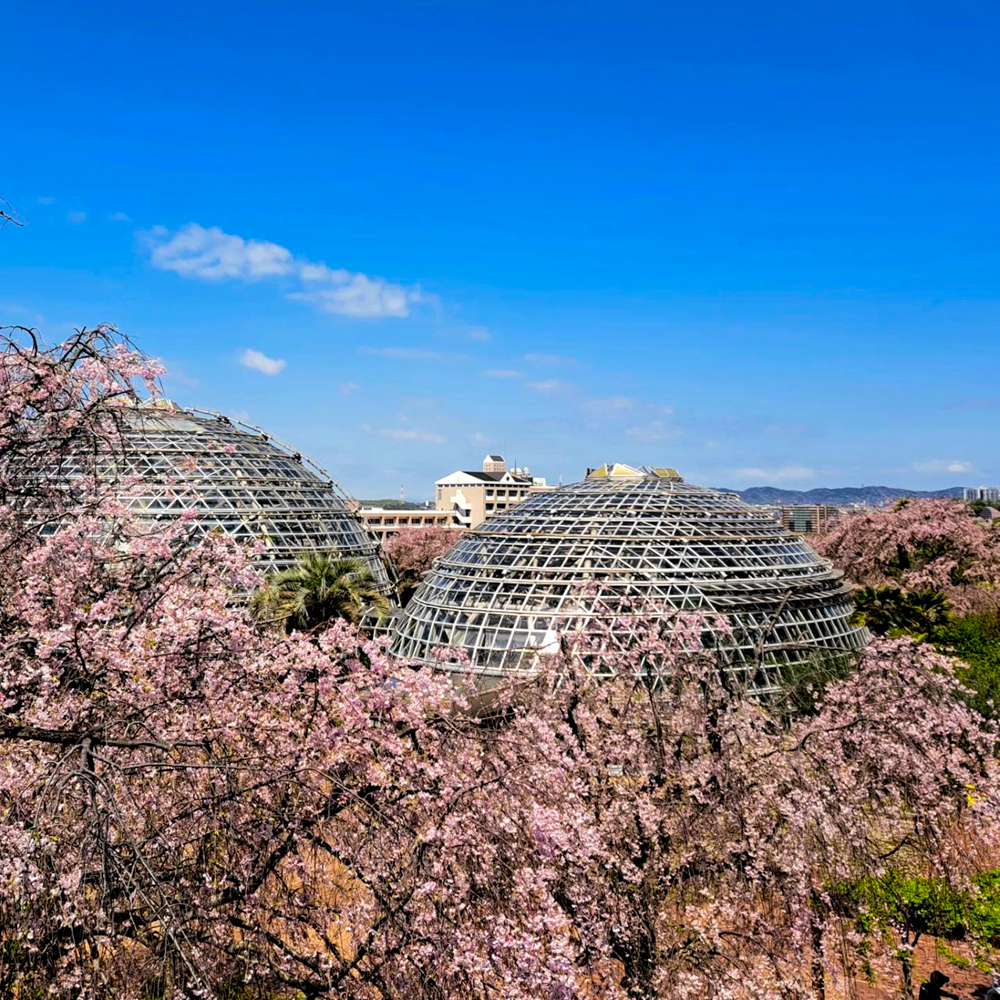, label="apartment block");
[435,455,547,529]
[359,507,456,541]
